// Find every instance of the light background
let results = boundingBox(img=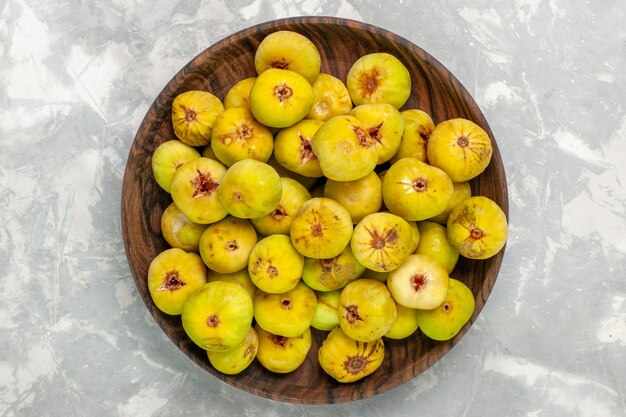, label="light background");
[1,0,625,416]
